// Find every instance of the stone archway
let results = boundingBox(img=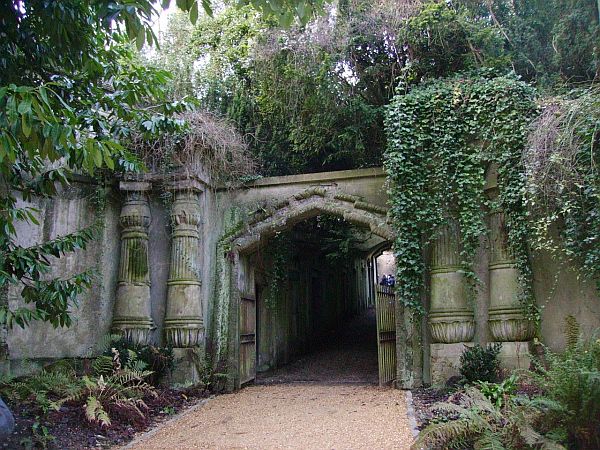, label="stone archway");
[229,186,394,255]
[220,186,406,389]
